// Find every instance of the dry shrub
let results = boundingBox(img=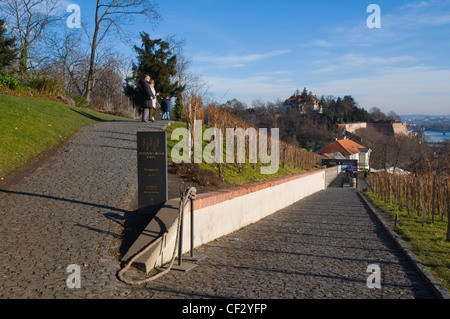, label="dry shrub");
[170,163,220,187]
